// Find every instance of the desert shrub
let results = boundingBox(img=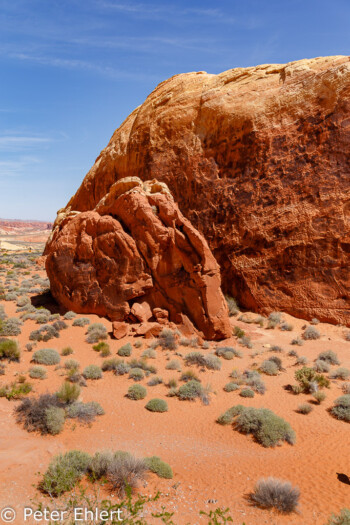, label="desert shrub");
[185,352,221,370]
[107,454,147,496]
[63,311,76,320]
[249,477,300,513]
[345,332,350,342]
[66,401,104,422]
[56,382,80,404]
[302,326,320,340]
[129,367,144,381]
[166,359,181,370]
[32,348,60,365]
[45,406,66,435]
[233,326,245,338]
[202,341,210,349]
[101,358,120,371]
[180,369,200,382]
[314,359,330,373]
[342,383,350,394]
[260,360,279,376]
[158,329,177,350]
[331,395,350,422]
[280,322,293,331]
[0,380,32,400]
[118,343,132,357]
[313,391,326,404]
[134,339,142,349]
[147,376,163,386]
[177,379,203,401]
[317,350,340,365]
[29,324,59,342]
[0,363,5,375]
[240,388,255,398]
[296,356,308,365]
[4,292,17,301]
[29,366,47,380]
[167,378,178,389]
[330,367,350,380]
[244,373,266,394]
[294,367,330,393]
[216,405,244,425]
[41,450,91,496]
[268,312,282,324]
[142,348,157,359]
[235,407,296,447]
[64,359,80,371]
[72,317,90,327]
[224,382,240,392]
[144,456,173,479]
[179,337,198,348]
[0,317,22,336]
[88,450,114,479]
[61,346,74,356]
[0,339,20,361]
[326,508,350,525]
[145,398,168,412]
[114,362,130,376]
[52,320,68,332]
[225,295,239,316]
[238,335,253,349]
[85,323,107,344]
[291,337,303,346]
[297,404,313,414]
[129,358,156,374]
[82,365,102,380]
[127,384,147,400]
[216,346,242,359]
[15,393,62,434]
